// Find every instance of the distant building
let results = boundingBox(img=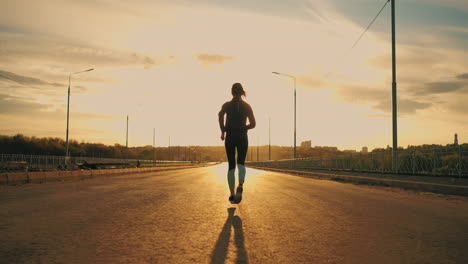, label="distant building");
[454,133,458,146]
[314,146,338,152]
[300,140,312,149]
[362,147,368,153]
[343,149,357,153]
